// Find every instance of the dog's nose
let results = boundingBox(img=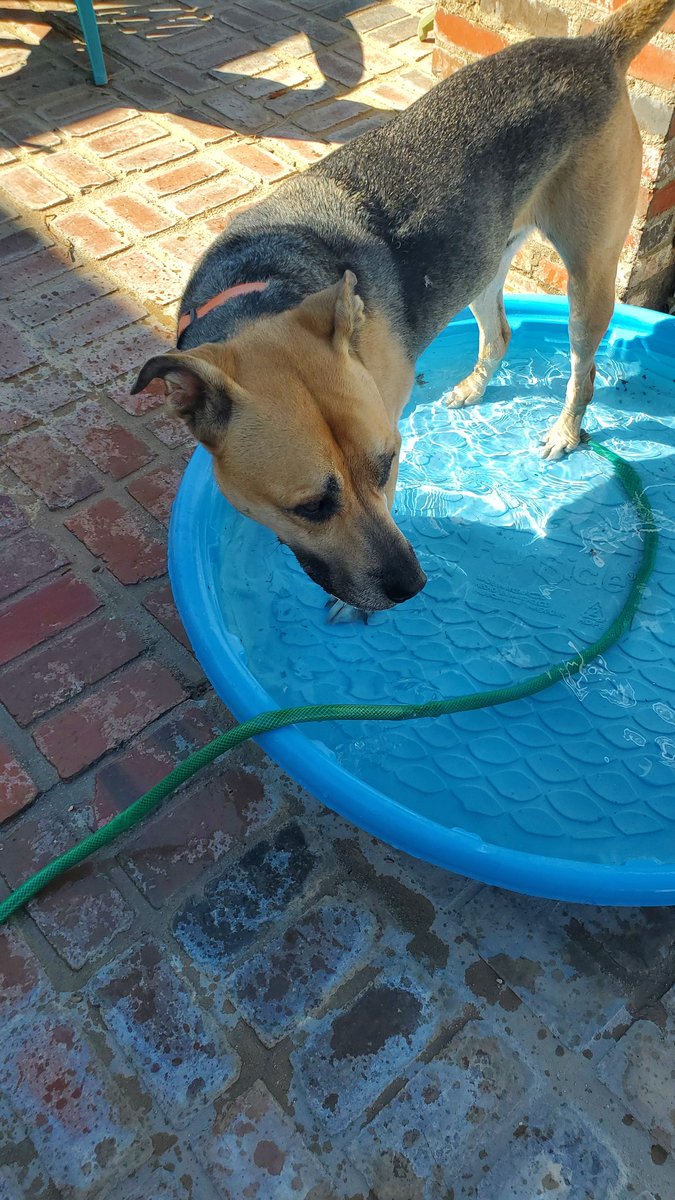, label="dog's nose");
[382,568,427,605]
